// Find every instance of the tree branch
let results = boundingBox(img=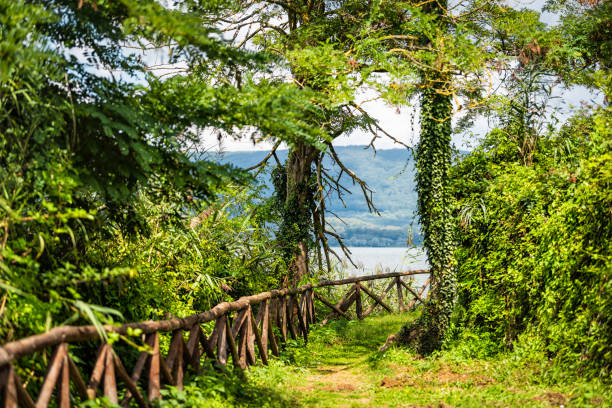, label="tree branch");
[326,144,380,216]
[244,141,281,171]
